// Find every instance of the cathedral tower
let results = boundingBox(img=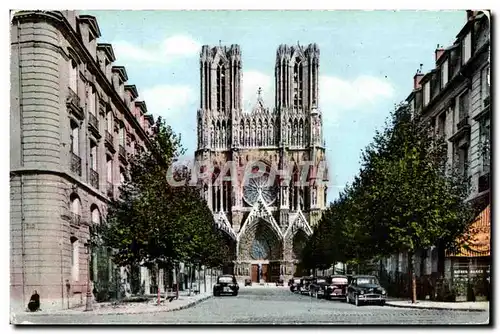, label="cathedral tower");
[195,43,328,281]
